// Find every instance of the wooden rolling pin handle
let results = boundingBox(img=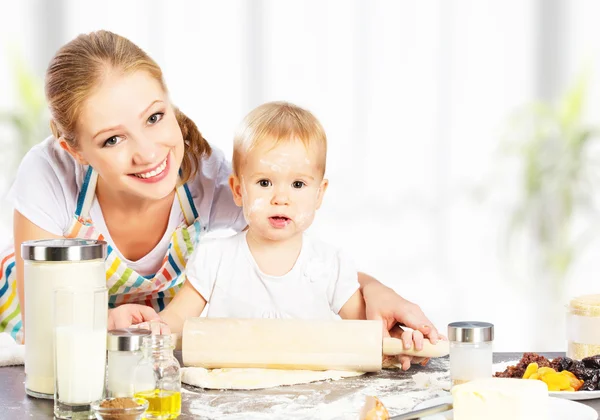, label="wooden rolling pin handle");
[382,337,449,358]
